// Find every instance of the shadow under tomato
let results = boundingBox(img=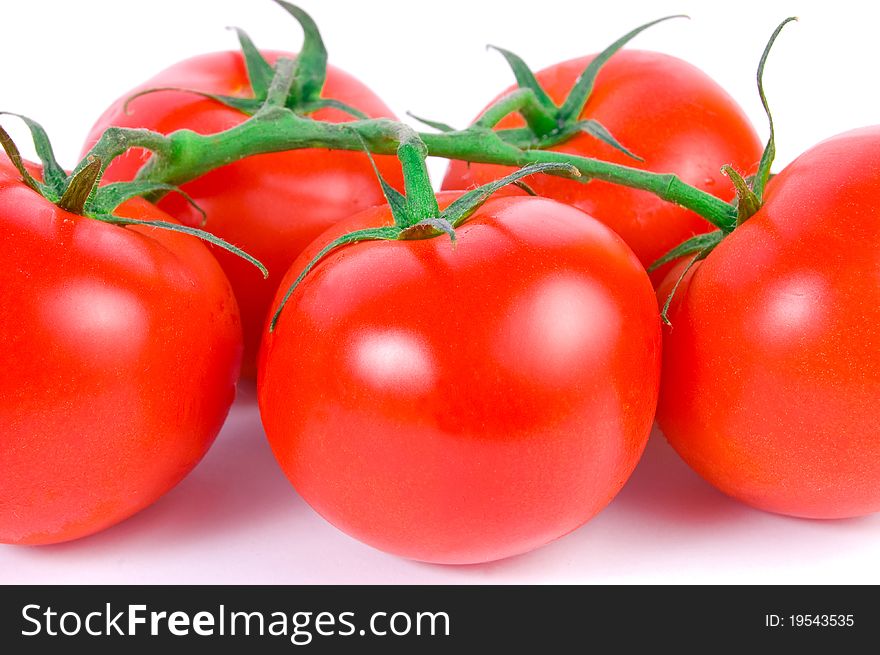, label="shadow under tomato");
[430,425,880,583]
[604,425,880,530]
[29,380,308,555]
[394,425,750,577]
[608,425,750,524]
